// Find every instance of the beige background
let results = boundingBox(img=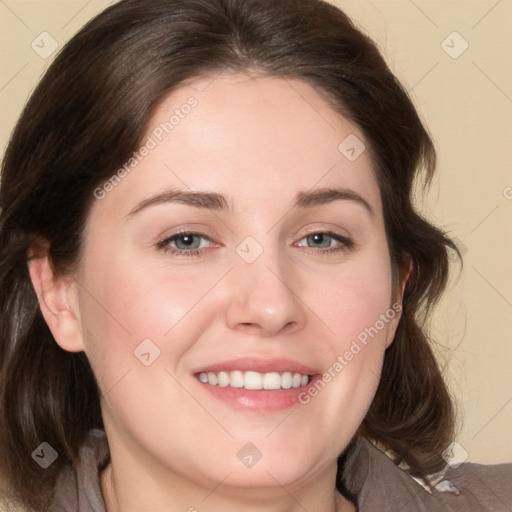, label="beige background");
[1,0,511,464]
